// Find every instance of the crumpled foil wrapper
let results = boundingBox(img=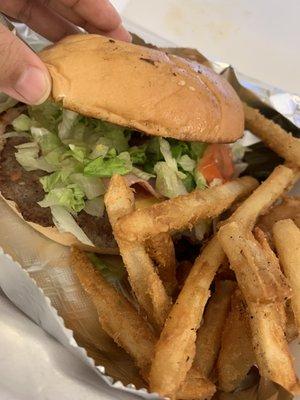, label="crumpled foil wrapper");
[0,16,298,400]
